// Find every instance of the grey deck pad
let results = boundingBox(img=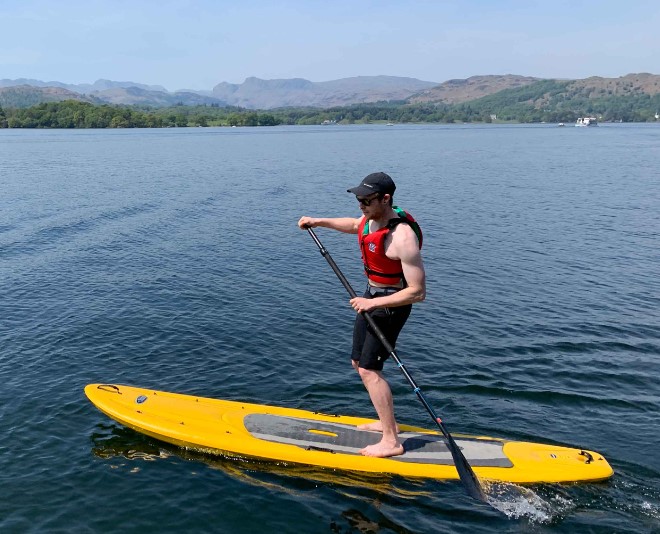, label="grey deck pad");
[244,414,512,467]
